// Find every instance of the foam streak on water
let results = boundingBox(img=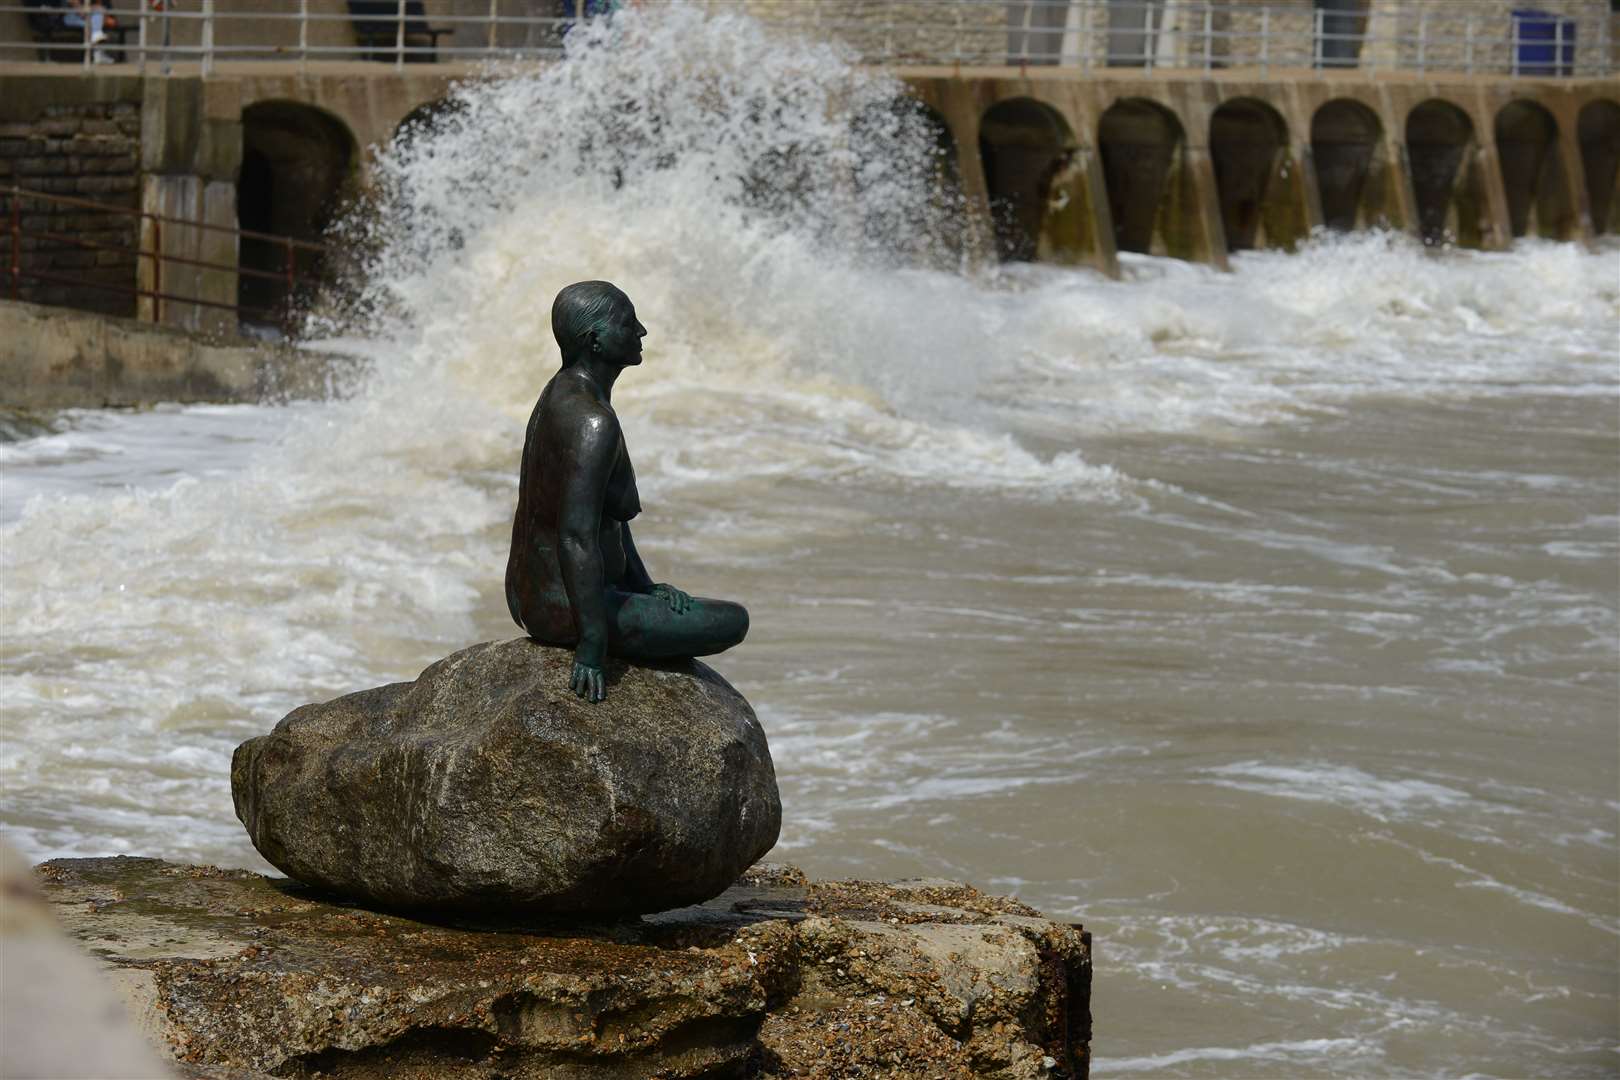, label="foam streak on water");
[2,6,1618,1076]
